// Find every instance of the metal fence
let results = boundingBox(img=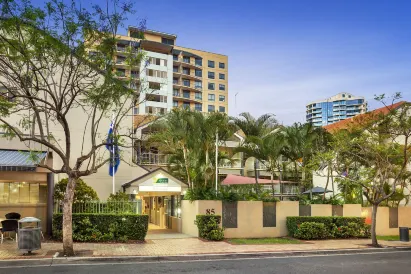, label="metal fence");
[53,200,142,214]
